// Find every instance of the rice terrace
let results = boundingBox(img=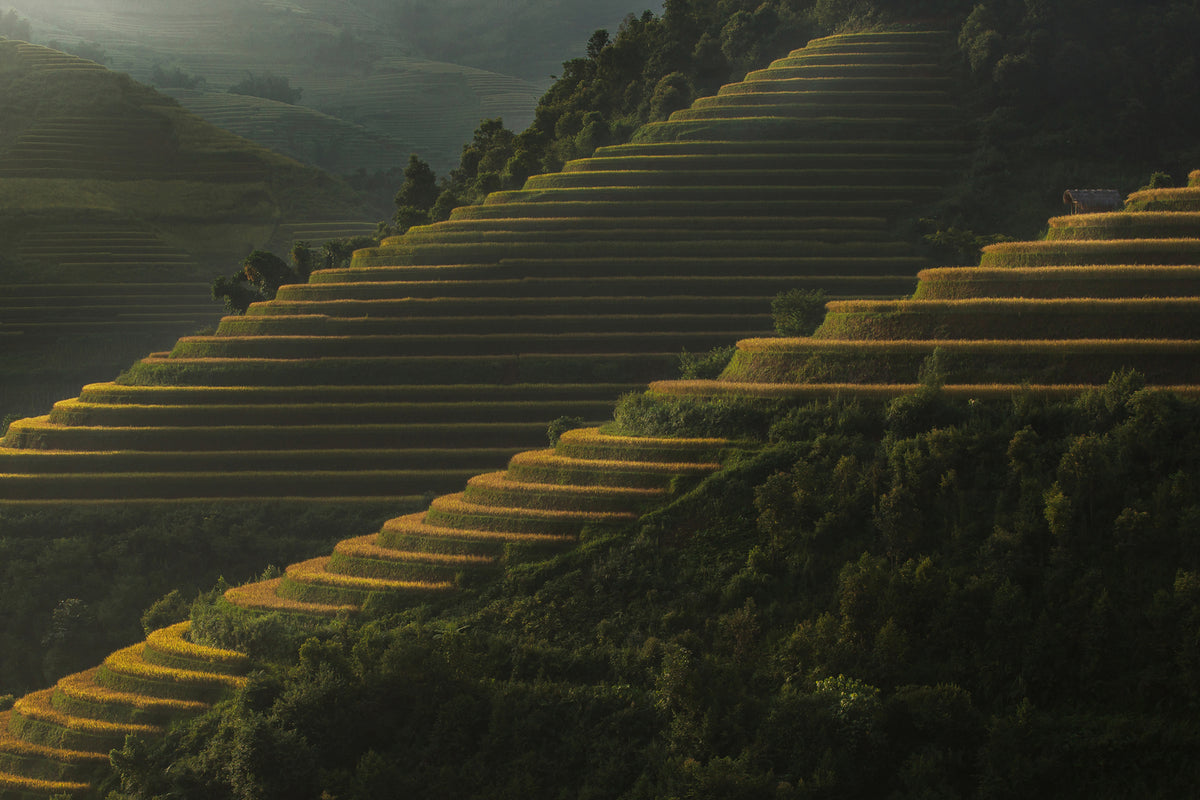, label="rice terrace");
[2,1,1200,797]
